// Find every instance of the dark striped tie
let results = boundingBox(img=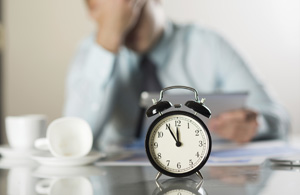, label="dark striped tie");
[135,56,162,138]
